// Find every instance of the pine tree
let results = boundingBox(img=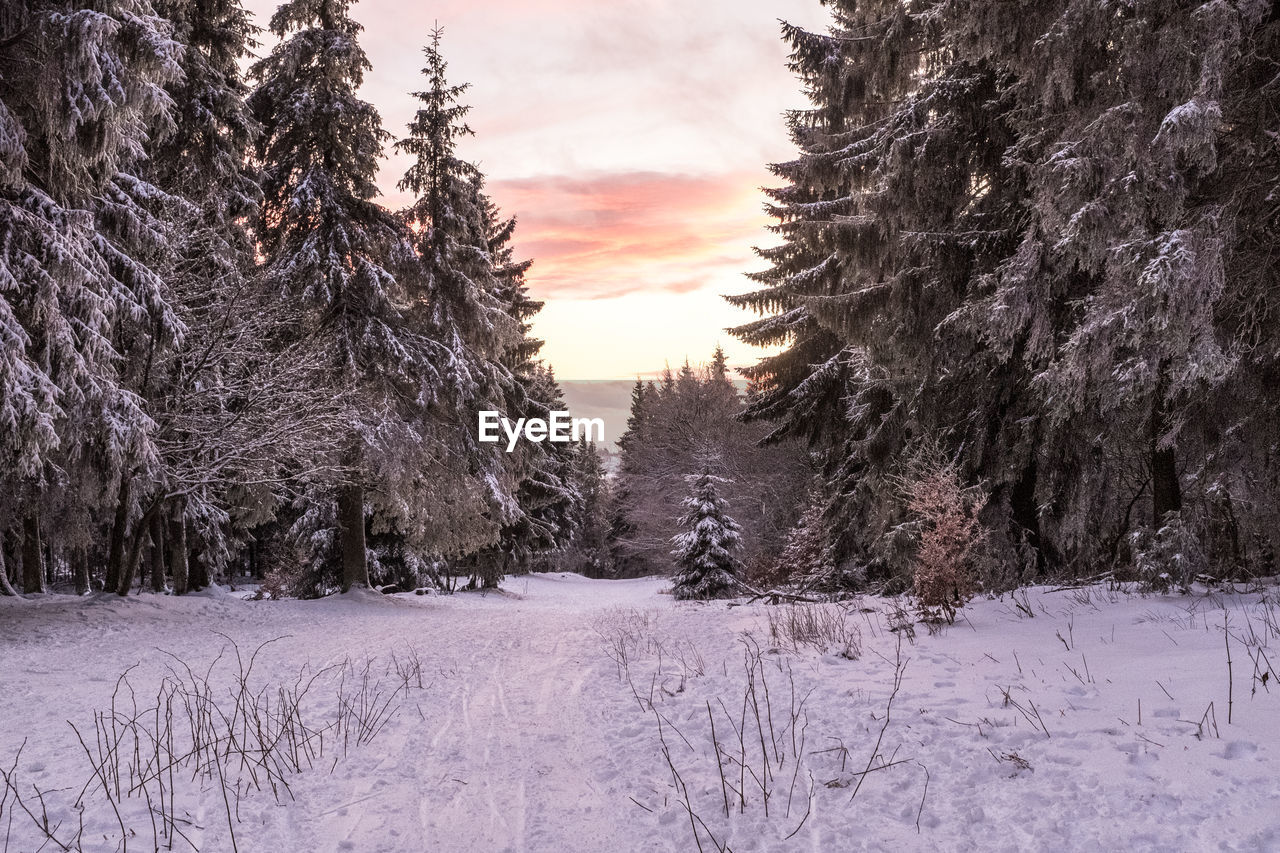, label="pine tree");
[732,0,1280,585]
[671,462,742,600]
[483,197,573,583]
[109,0,268,595]
[564,440,608,575]
[149,0,259,230]
[394,28,562,589]
[395,27,518,371]
[772,495,830,586]
[249,0,413,592]
[606,379,652,576]
[606,353,809,579]
[498,365,580,577]
[982,0,1256,565]
[727,2,1067,584]
[0,0,183,589]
